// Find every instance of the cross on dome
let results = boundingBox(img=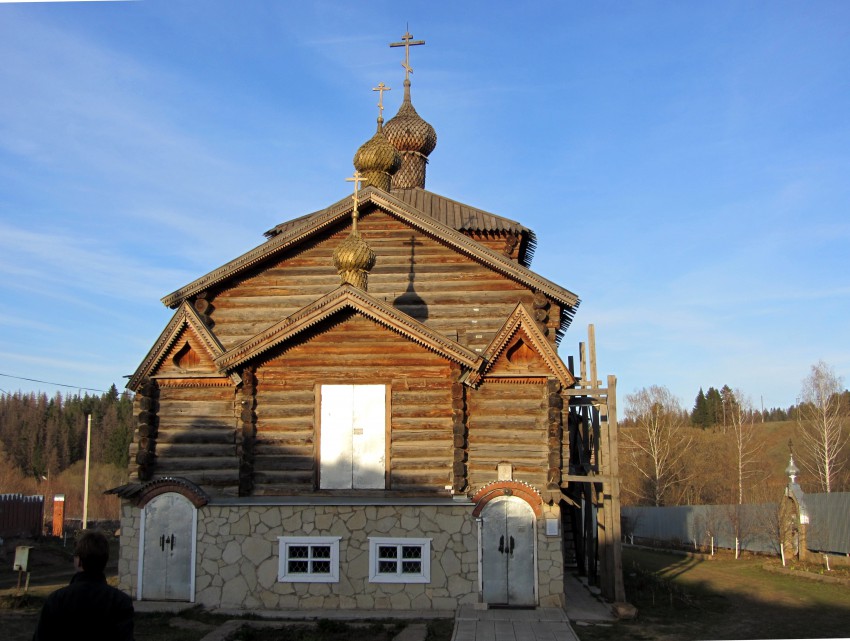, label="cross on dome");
[389,29,425,82]
[346,170,365,230]
[373,82,391,119]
